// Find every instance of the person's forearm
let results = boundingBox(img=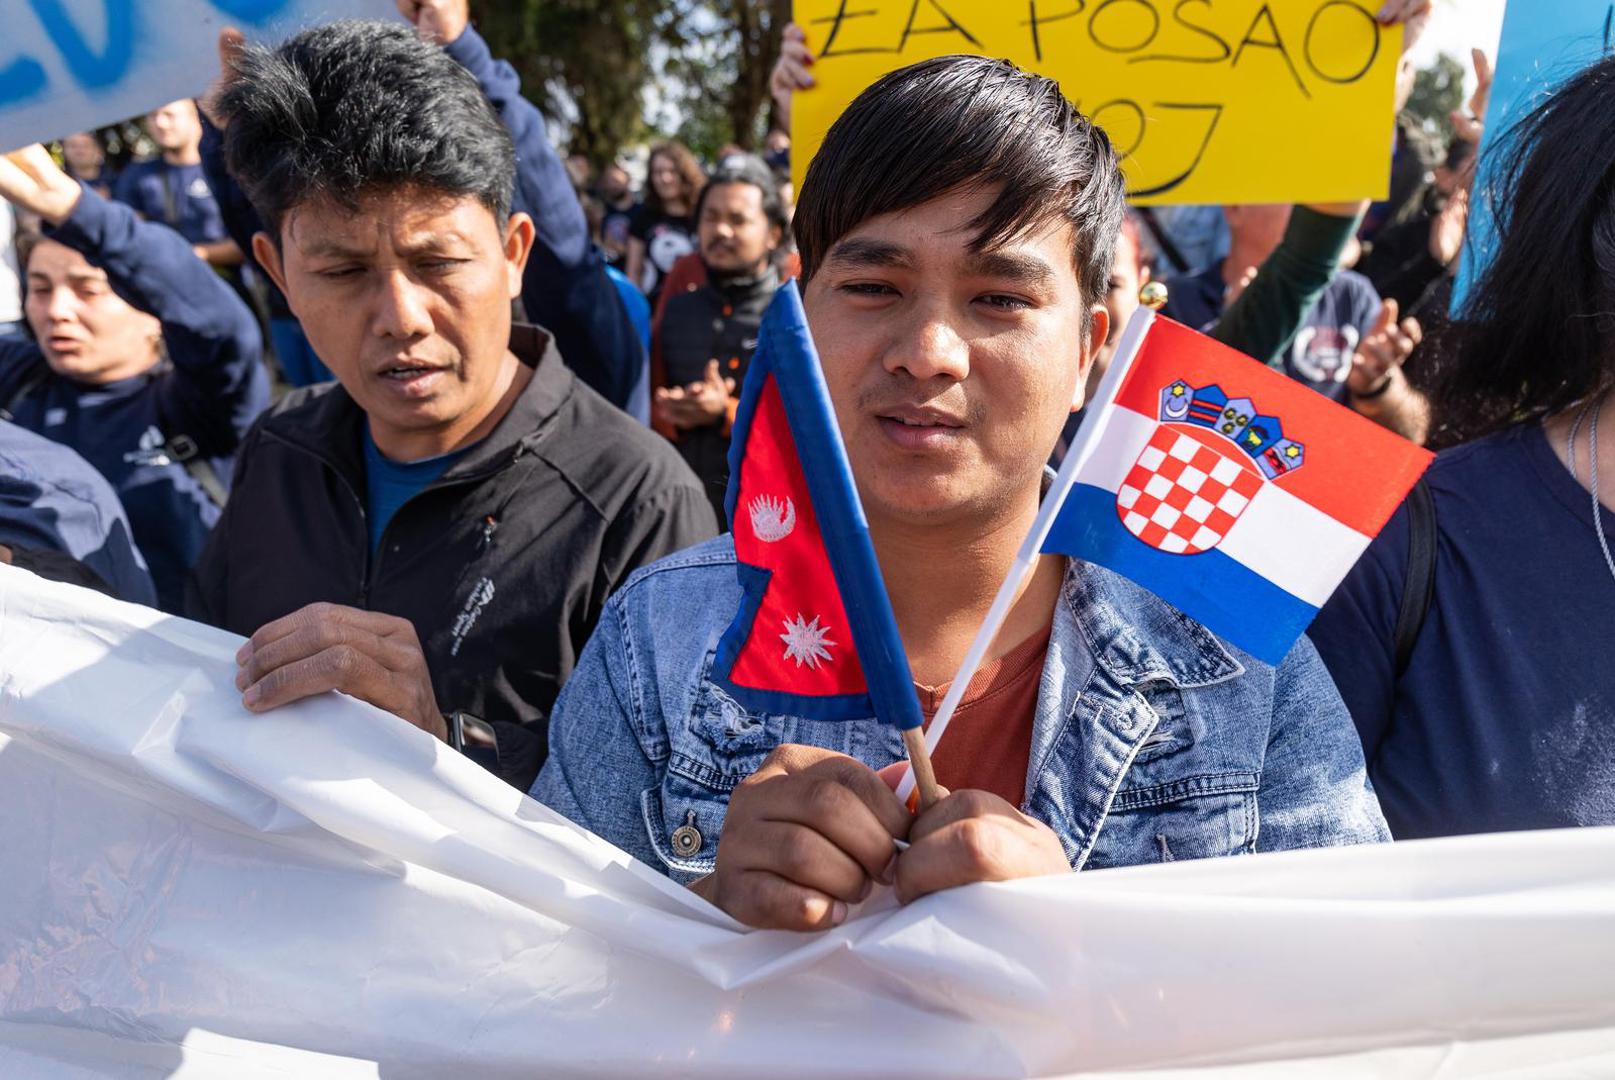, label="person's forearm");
[1352,373,1429,443]
[48,188,266,451]
[47,188,256,359]
[1213,205,1365,365]
[445,25,588,268]
[193,238,244,267]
